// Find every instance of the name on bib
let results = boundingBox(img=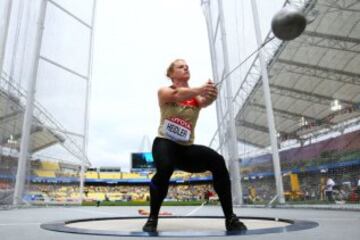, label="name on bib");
[163,117,192,142]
